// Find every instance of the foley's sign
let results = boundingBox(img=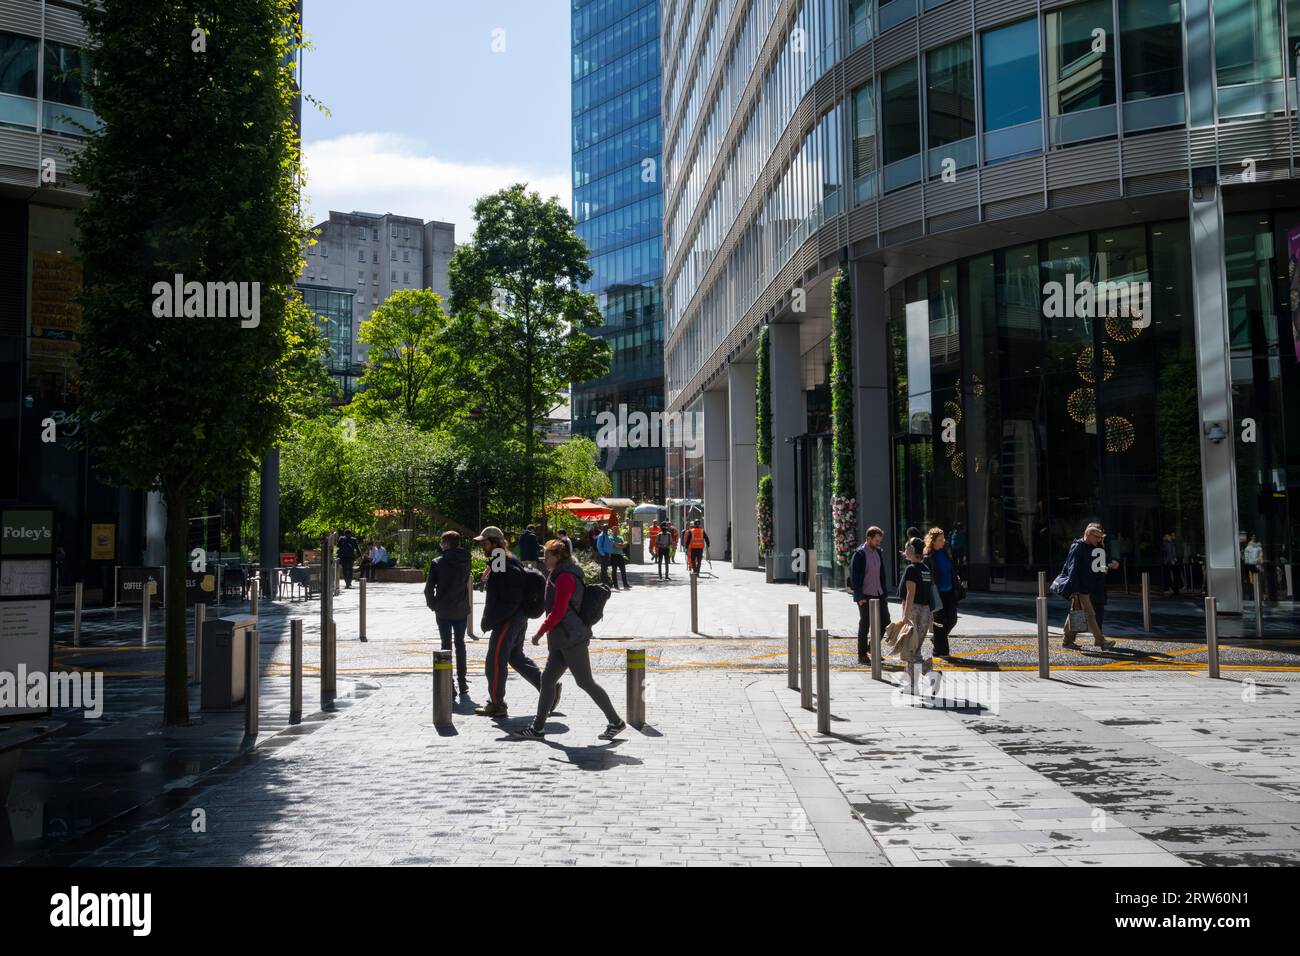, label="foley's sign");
[1,510,54,556]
